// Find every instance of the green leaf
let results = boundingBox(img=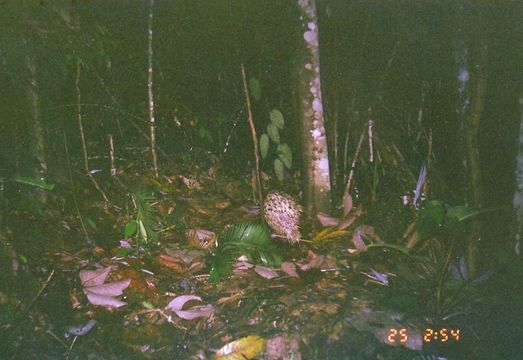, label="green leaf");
[13,176,55,191]
[446,206,495,223]
[277,143,292,169]
[417,200,445,240]
[124,220,138,237]
[138,220,148,242]
[86,217,98,231]
[267,123,280,144]
[249,78,261,101]
[133,190,158,243]
[274,158,284,182]
[269,109,284,129]
[114,247,134,258]
[260,133,269,159]
[366,243,410,255]
[210,223,281,283]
